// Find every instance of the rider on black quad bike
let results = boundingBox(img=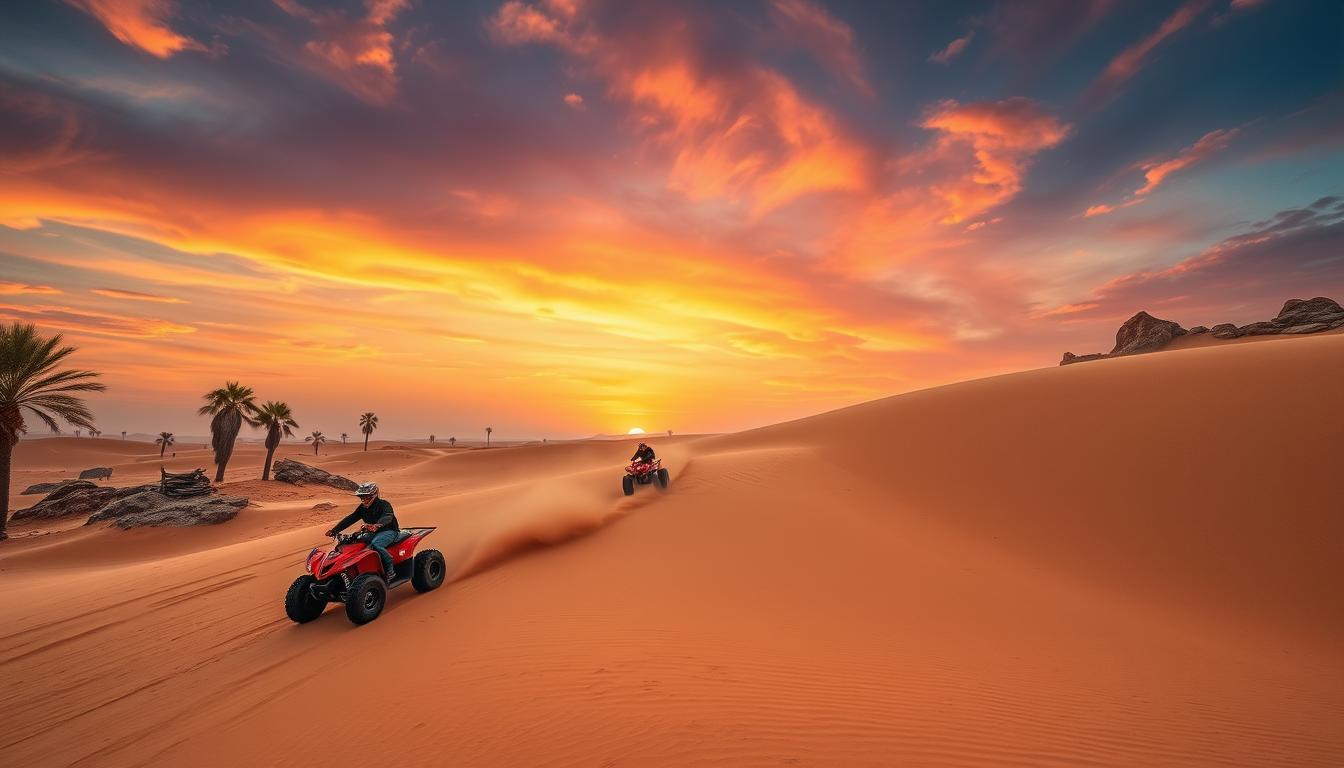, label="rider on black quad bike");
[631,442,657,463]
